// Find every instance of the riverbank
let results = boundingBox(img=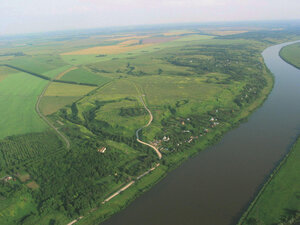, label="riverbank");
[238,136,300,225]
[75,57,275,225]
[237,42,300,225]
[279,42,300,70]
